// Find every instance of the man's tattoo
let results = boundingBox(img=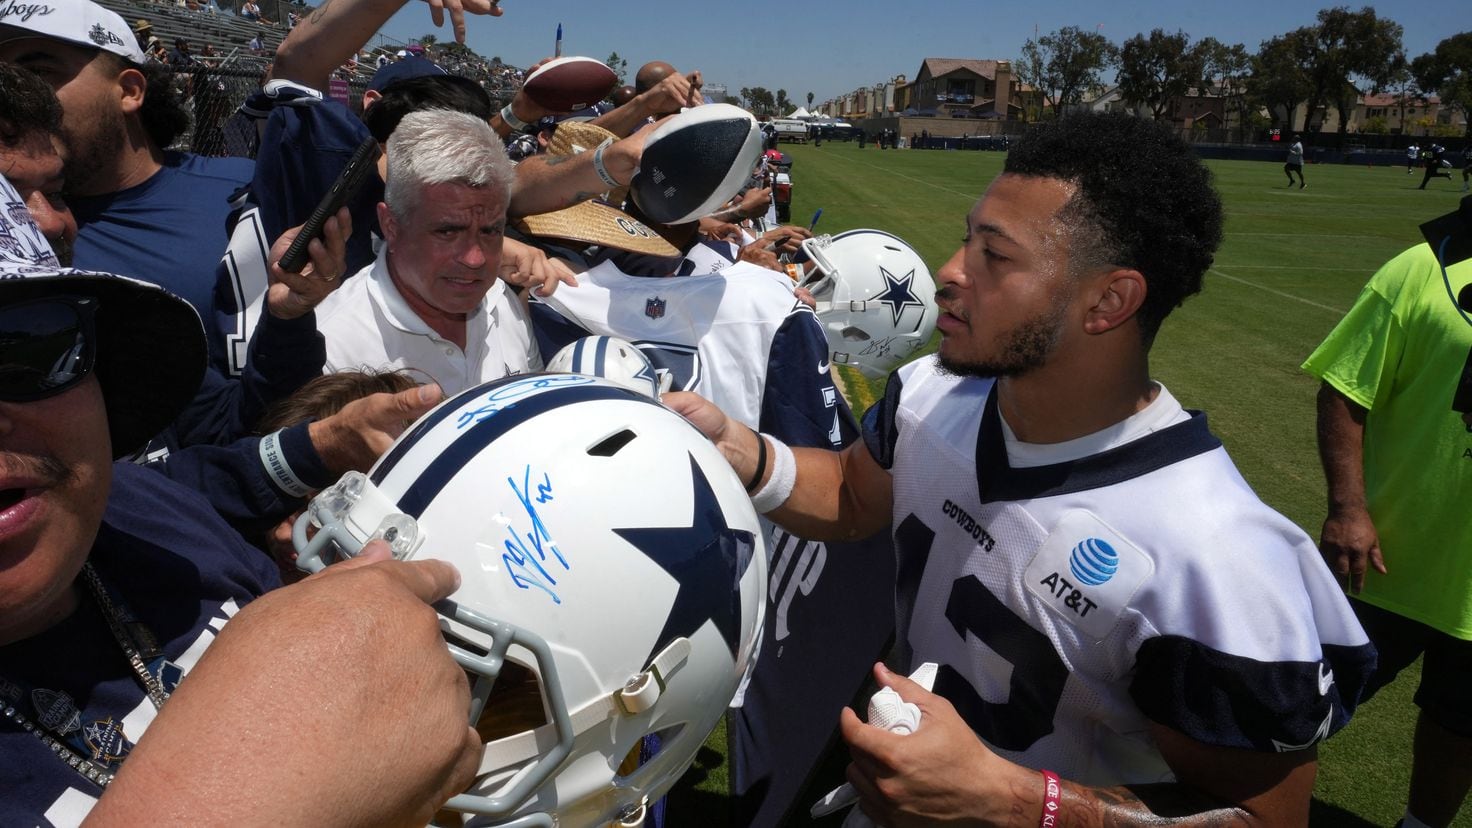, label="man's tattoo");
[308,0,331,23]
[1063,782,1253,827]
